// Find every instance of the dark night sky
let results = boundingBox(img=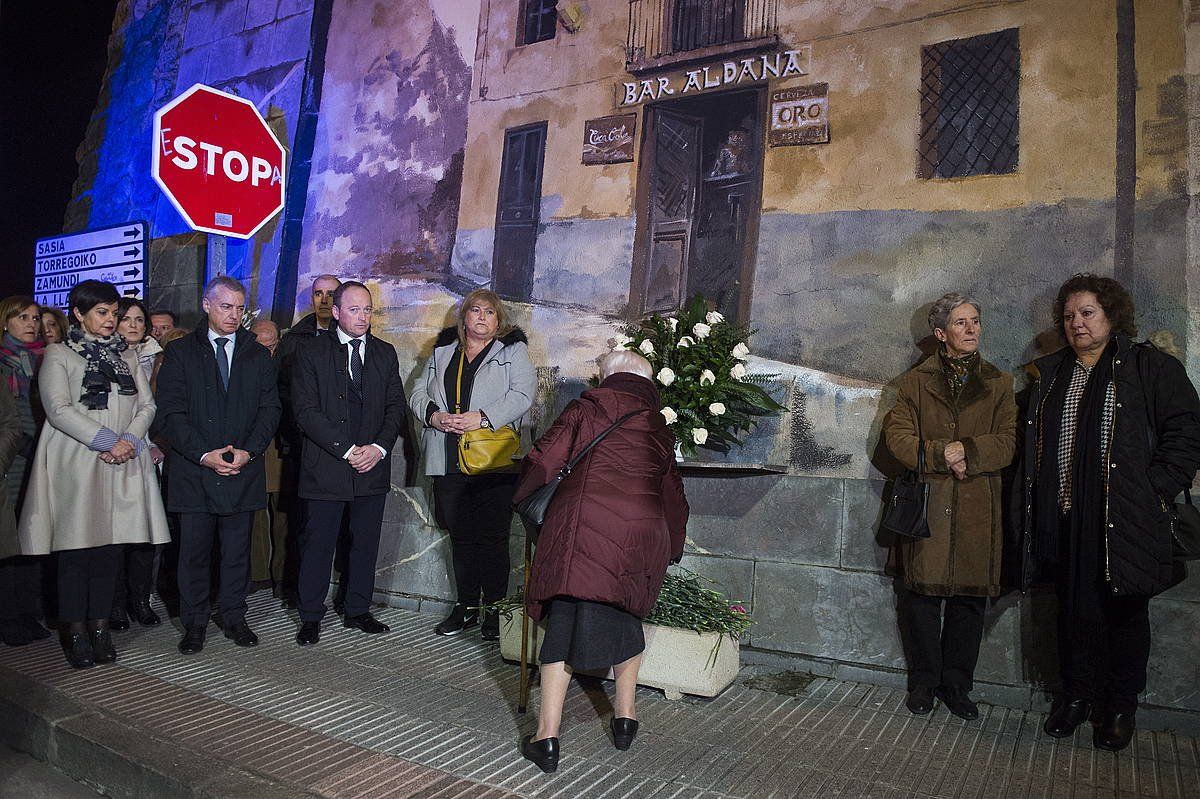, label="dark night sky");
[1,2,118,299]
